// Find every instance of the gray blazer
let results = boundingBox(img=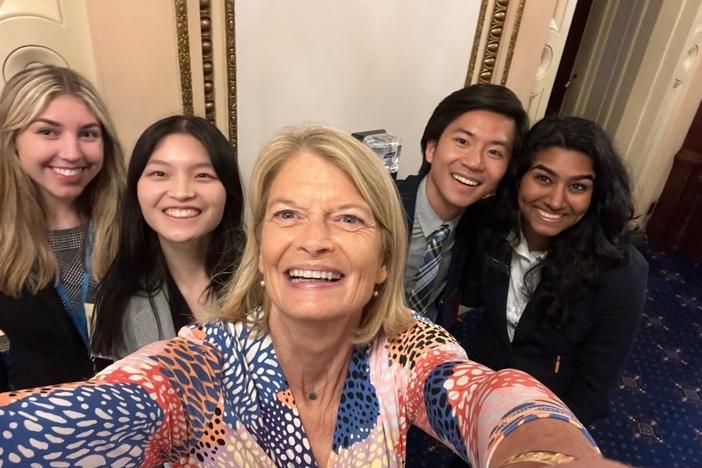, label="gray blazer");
[115,289,178,359]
